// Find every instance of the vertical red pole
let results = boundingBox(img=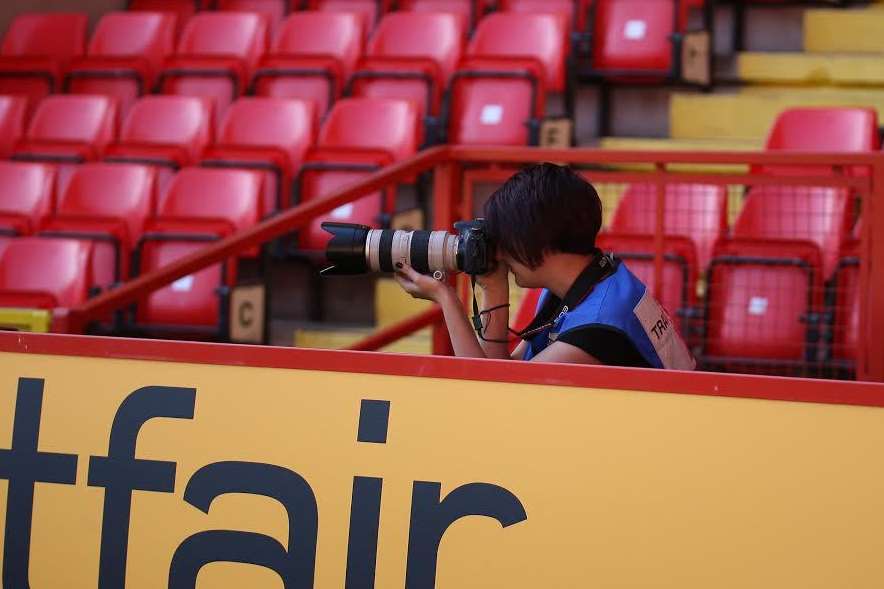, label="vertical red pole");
[431,160,459,356]
[652,162,665,302]
[858,160,884,381]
